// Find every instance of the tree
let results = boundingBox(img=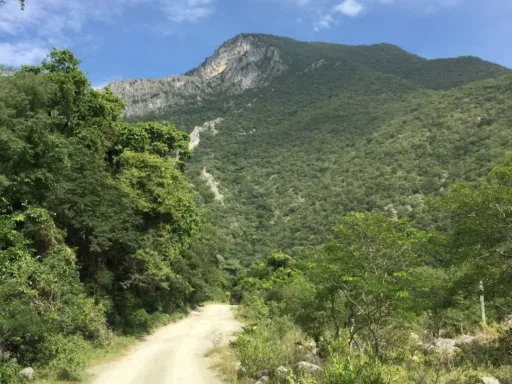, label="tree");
[0,48,223,377]
[439,154,512,318]
[313,213,428,361]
